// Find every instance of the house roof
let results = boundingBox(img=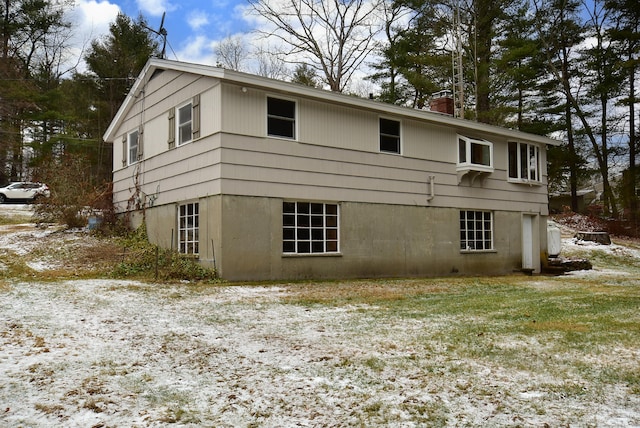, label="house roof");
[103,57,561,146]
